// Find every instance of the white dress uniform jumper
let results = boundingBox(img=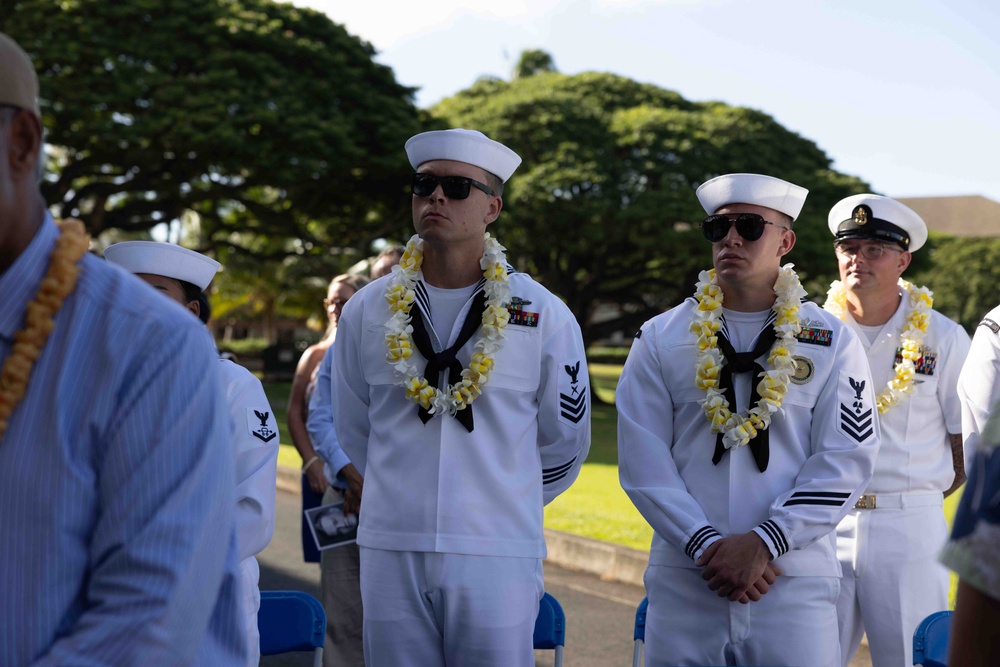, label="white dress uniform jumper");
[333,271,590,667]
[618,299,879,667]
